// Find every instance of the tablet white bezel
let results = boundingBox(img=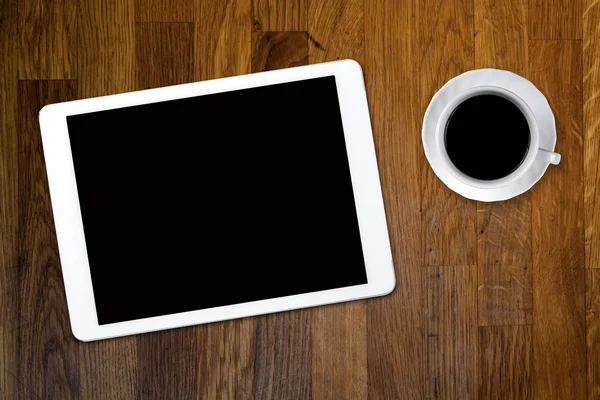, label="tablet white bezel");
[39,59,395,342]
